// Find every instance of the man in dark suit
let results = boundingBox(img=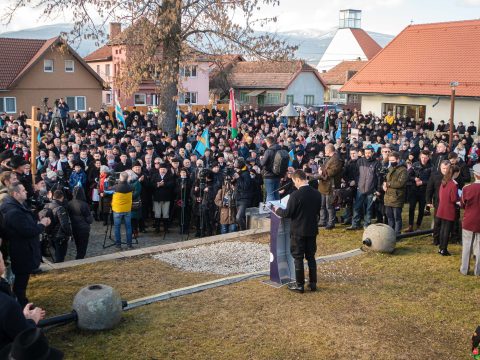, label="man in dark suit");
[273,170,322,293]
